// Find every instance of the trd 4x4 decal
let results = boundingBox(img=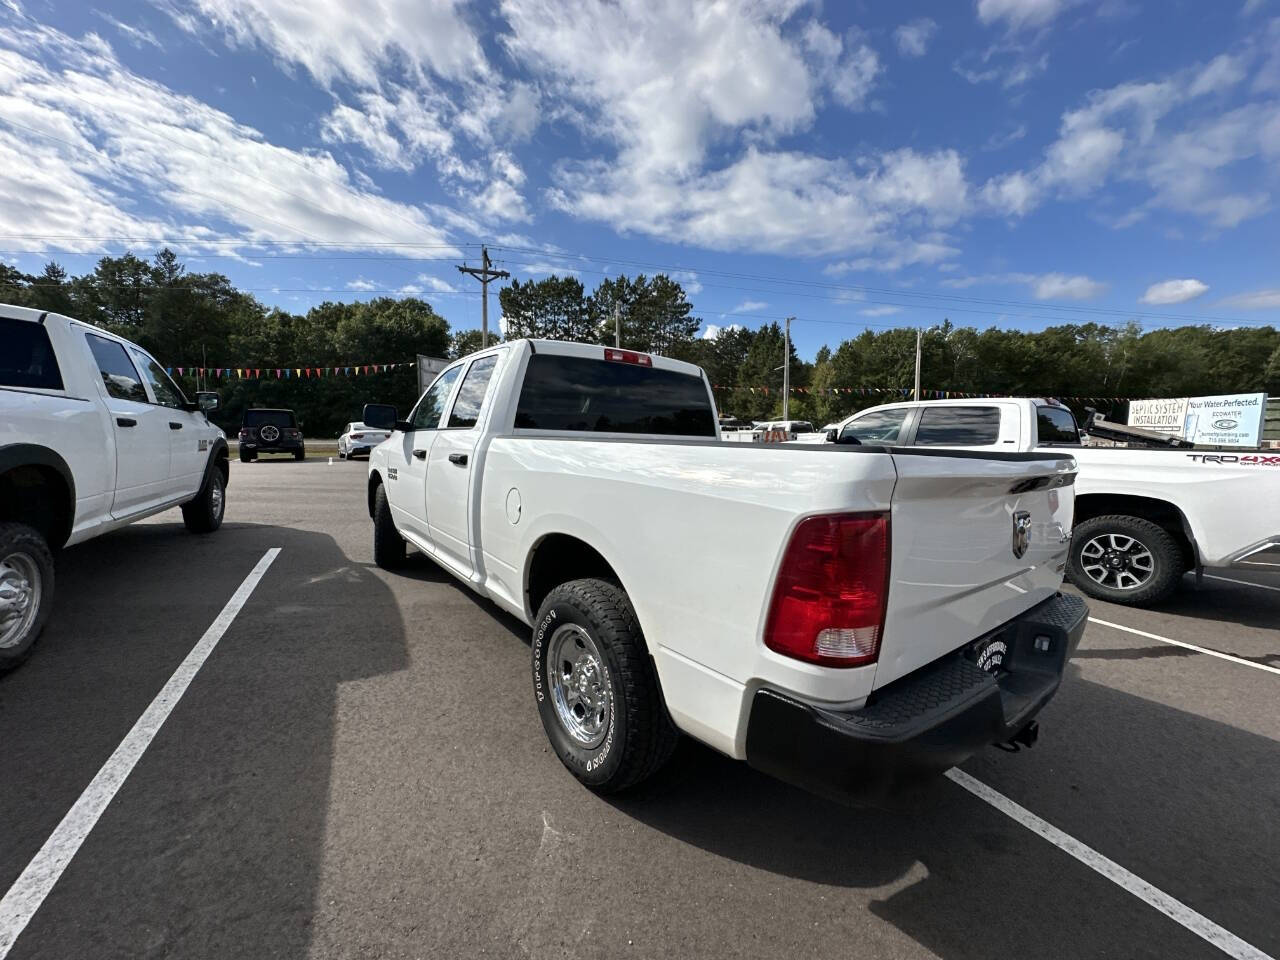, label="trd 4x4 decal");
[1186,454,1280,465]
